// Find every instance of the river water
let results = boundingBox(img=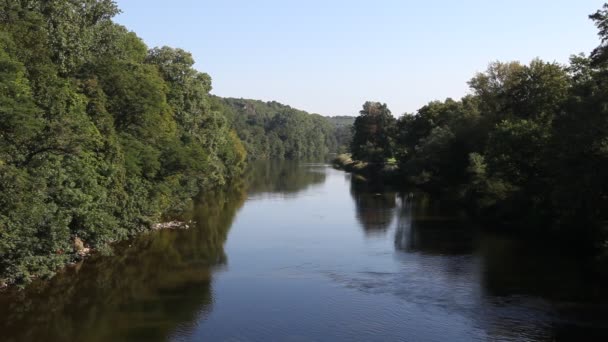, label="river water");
[1,161,607,341]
